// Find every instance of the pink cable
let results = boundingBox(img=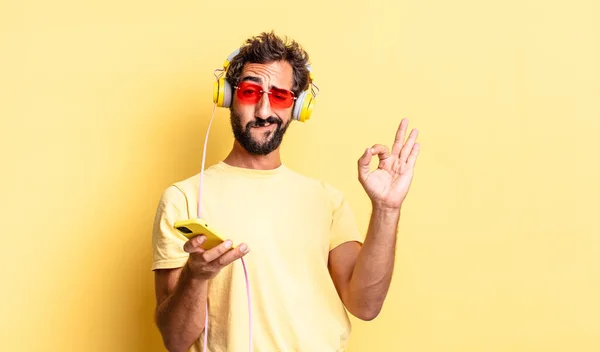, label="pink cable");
[197,104,217,218]
[242,258,253,352]
[199,104,253,352]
